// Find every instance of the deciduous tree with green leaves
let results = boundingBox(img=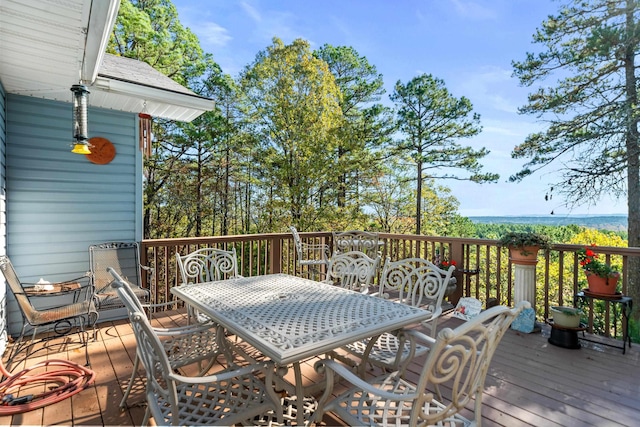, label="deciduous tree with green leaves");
[390,74,498,235]
[314,45,394,219]
[511,0,640,320]
[240,38,343,231]
[109,0,212,239]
